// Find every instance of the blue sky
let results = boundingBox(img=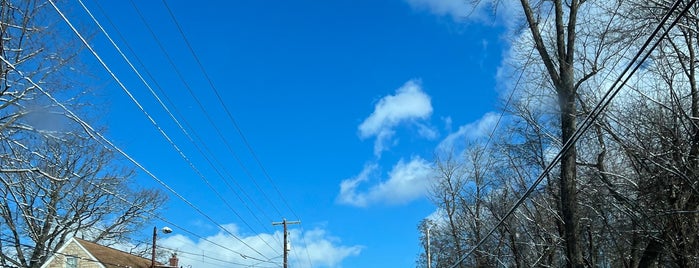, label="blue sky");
[53,0,512,267]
